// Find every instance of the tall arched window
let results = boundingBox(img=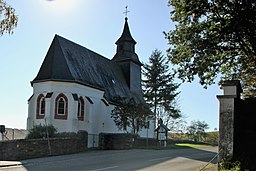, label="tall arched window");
[77,97,85,121]
[36,94,45,119]
[55,93,68,120]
